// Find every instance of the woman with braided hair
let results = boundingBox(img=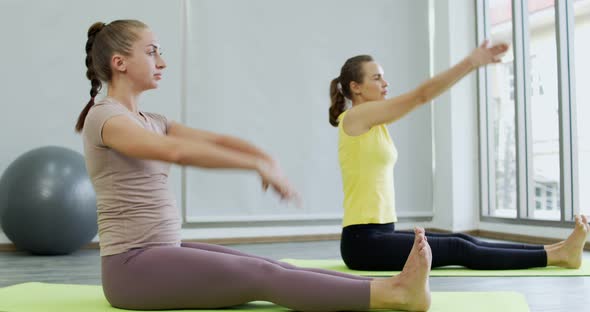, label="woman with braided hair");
[77,19,433,311]
[329,46,589,271]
